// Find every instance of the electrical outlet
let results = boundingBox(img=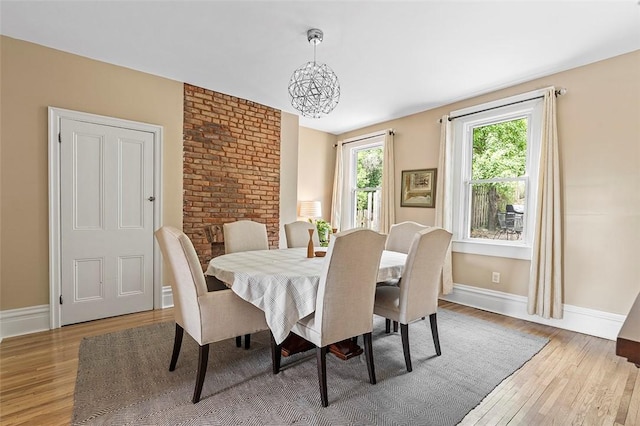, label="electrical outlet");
[492,272,501,284]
